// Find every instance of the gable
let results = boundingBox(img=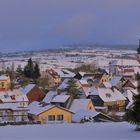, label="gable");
[37,106,73,116]
[123,80,137,89]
